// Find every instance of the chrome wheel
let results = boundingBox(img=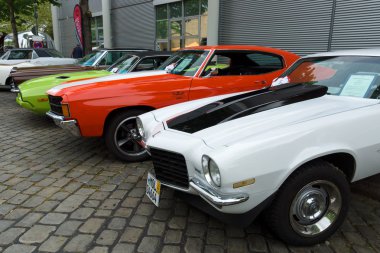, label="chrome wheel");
[113,116,146,157]
[290,180,341,237]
